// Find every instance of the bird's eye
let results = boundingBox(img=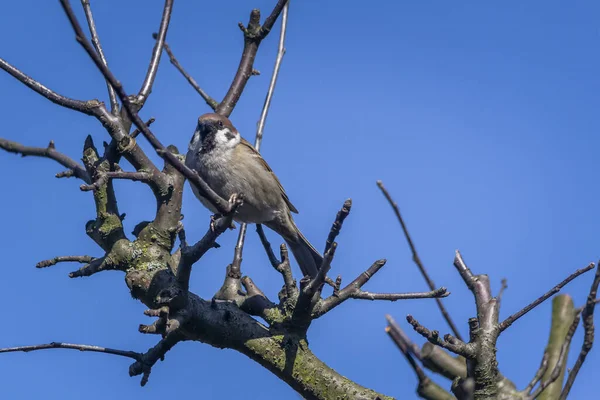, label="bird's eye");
[217,120,224,129]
